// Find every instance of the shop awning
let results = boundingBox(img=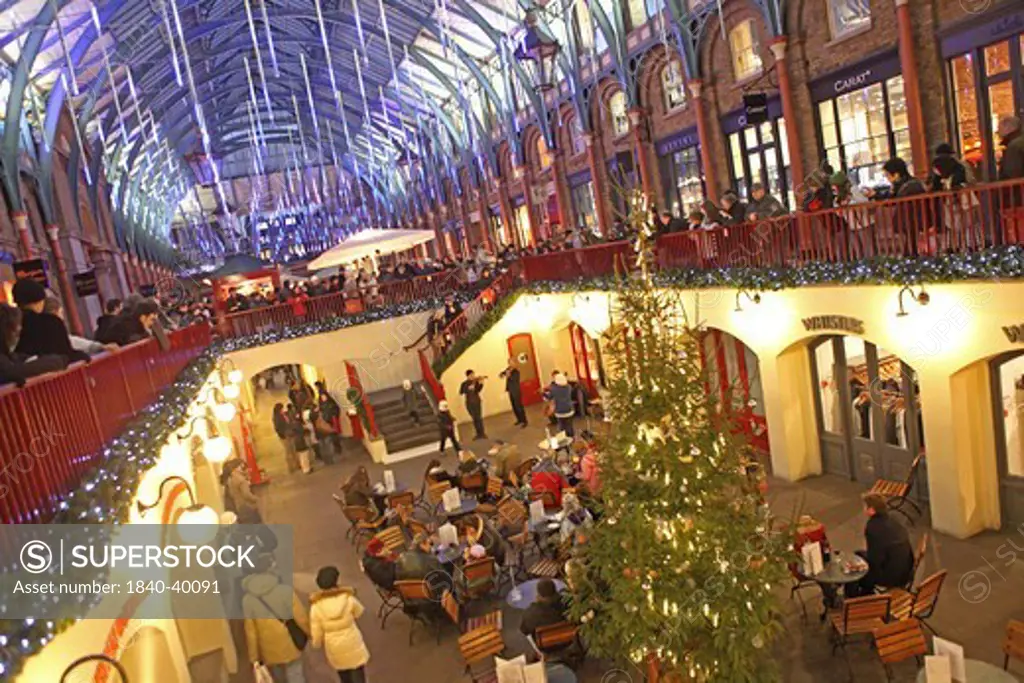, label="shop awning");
[307,229,435,271]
